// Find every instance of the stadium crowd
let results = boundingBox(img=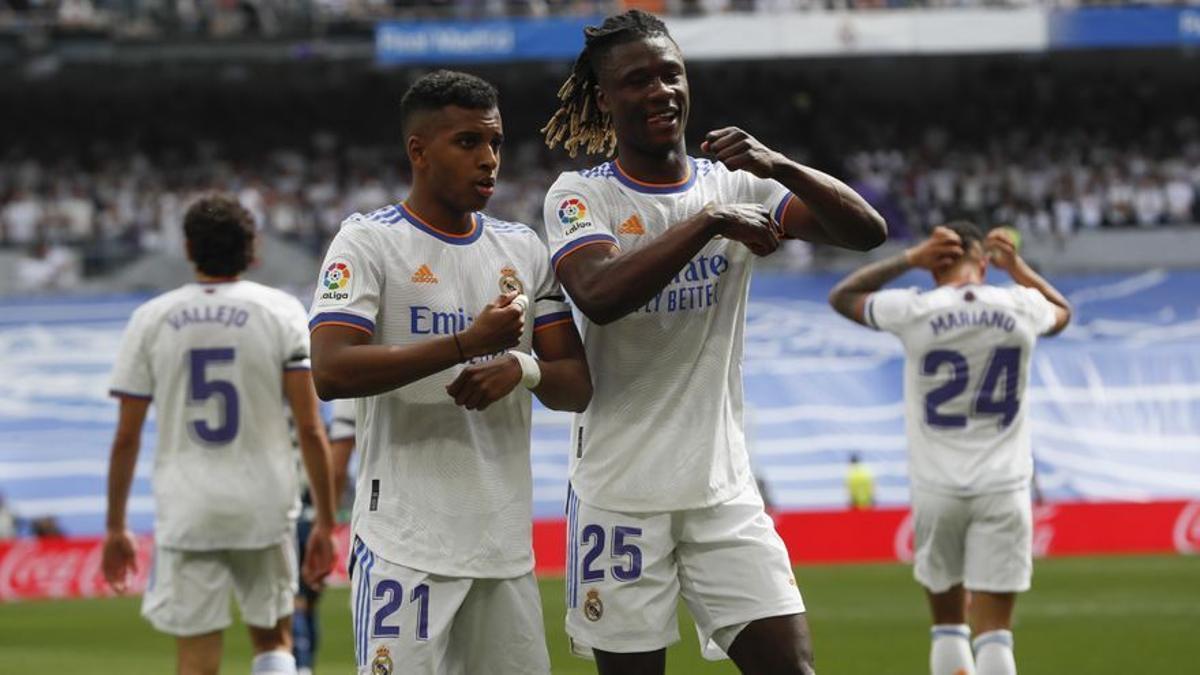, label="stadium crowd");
[3,115,1197,281]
